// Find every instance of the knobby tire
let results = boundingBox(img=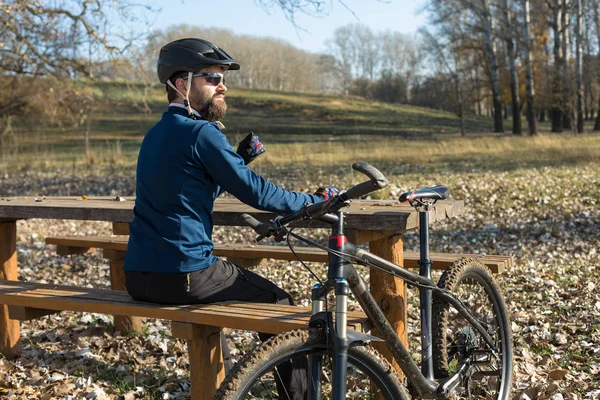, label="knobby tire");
[432,258,513,400]
[215,329,409,400]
